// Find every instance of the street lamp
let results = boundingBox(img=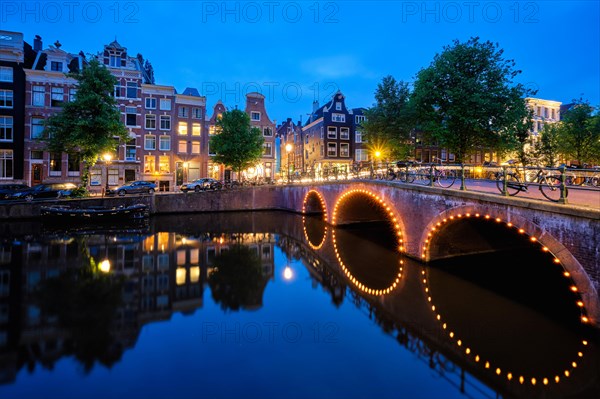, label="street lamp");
[285,143,293,182]
[103,153,113,192]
